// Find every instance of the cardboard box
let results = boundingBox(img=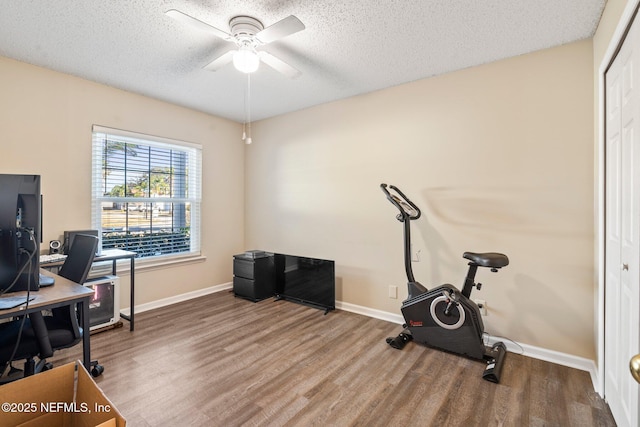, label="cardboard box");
[0,361,125,427]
